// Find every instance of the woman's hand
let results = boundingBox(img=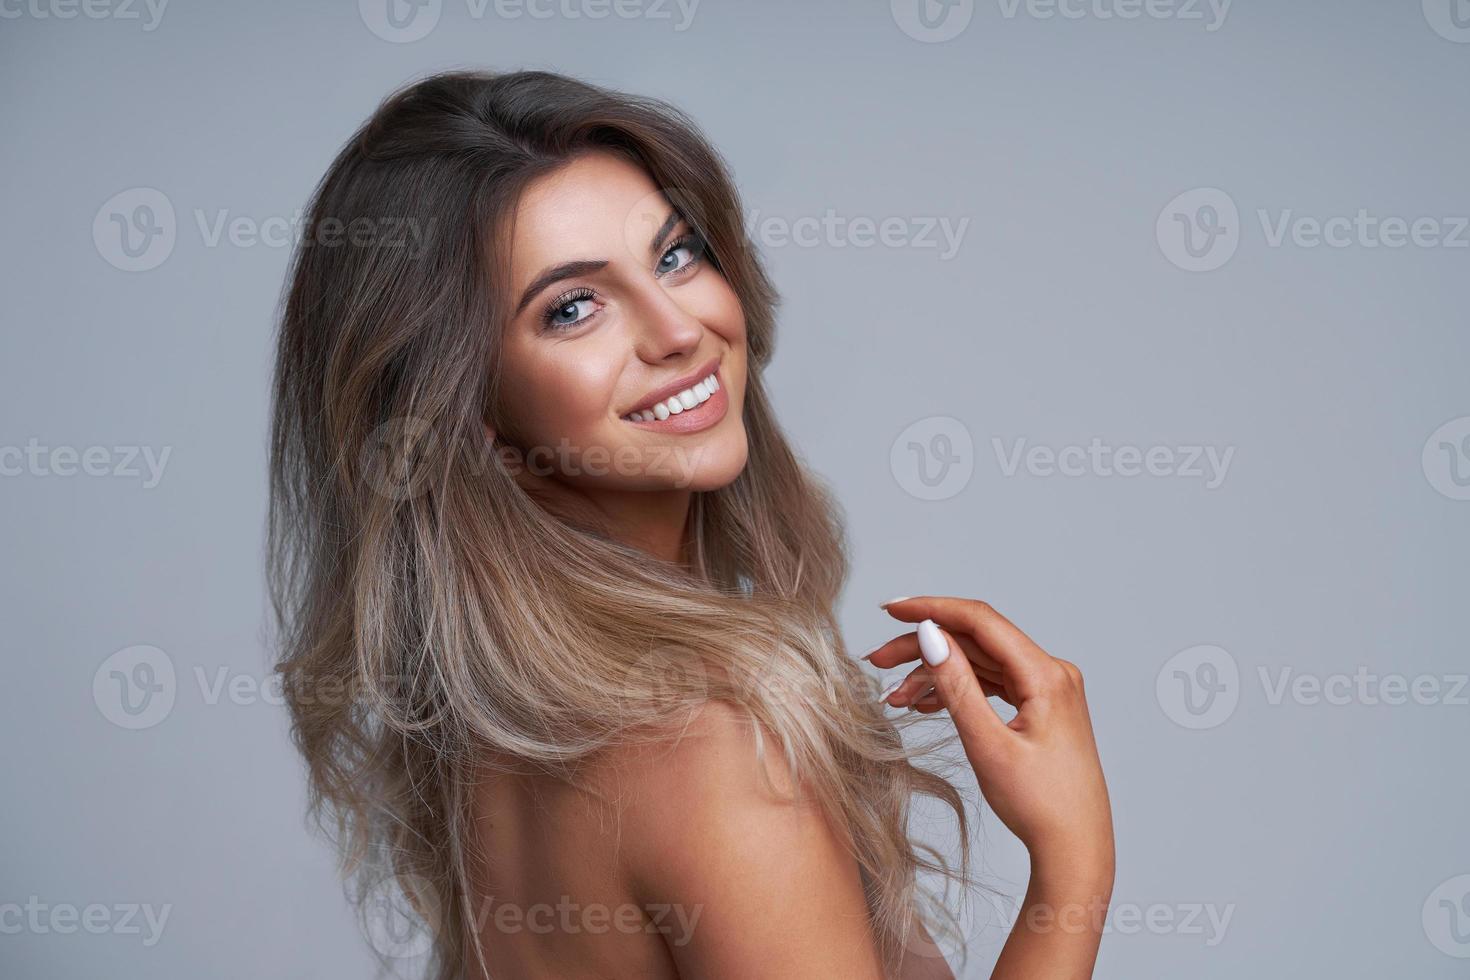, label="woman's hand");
[868,596,1114,979]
